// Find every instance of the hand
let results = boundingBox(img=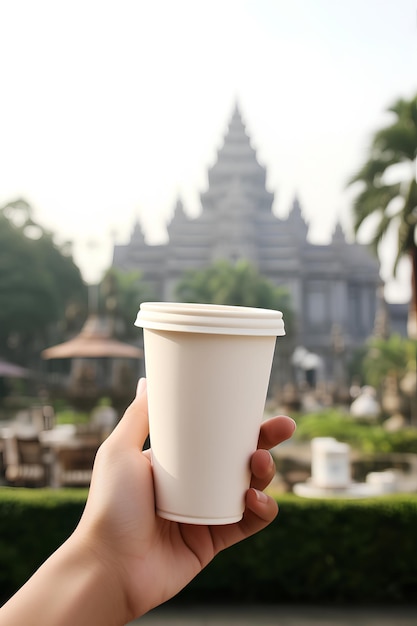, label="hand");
[76,378,296,621]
